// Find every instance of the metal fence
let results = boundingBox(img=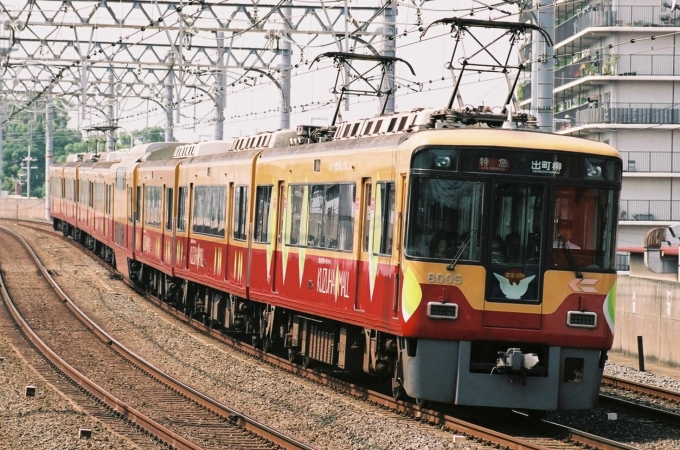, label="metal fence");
[619,200,680,221]
[555,102,680,131]
[620,151,680,173]
[555,54,680,88]
[556,6,680,43]
[616,252,630,271]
